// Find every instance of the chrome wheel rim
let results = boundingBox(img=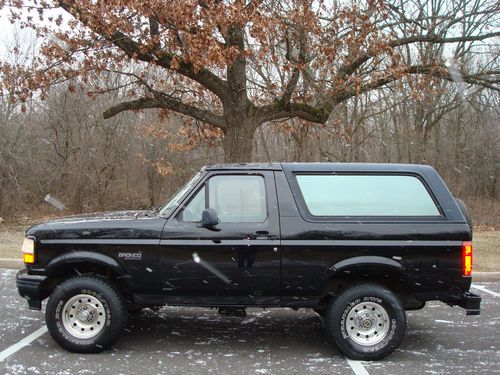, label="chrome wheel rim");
[346,301,390,346]
[62,294,106,339]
